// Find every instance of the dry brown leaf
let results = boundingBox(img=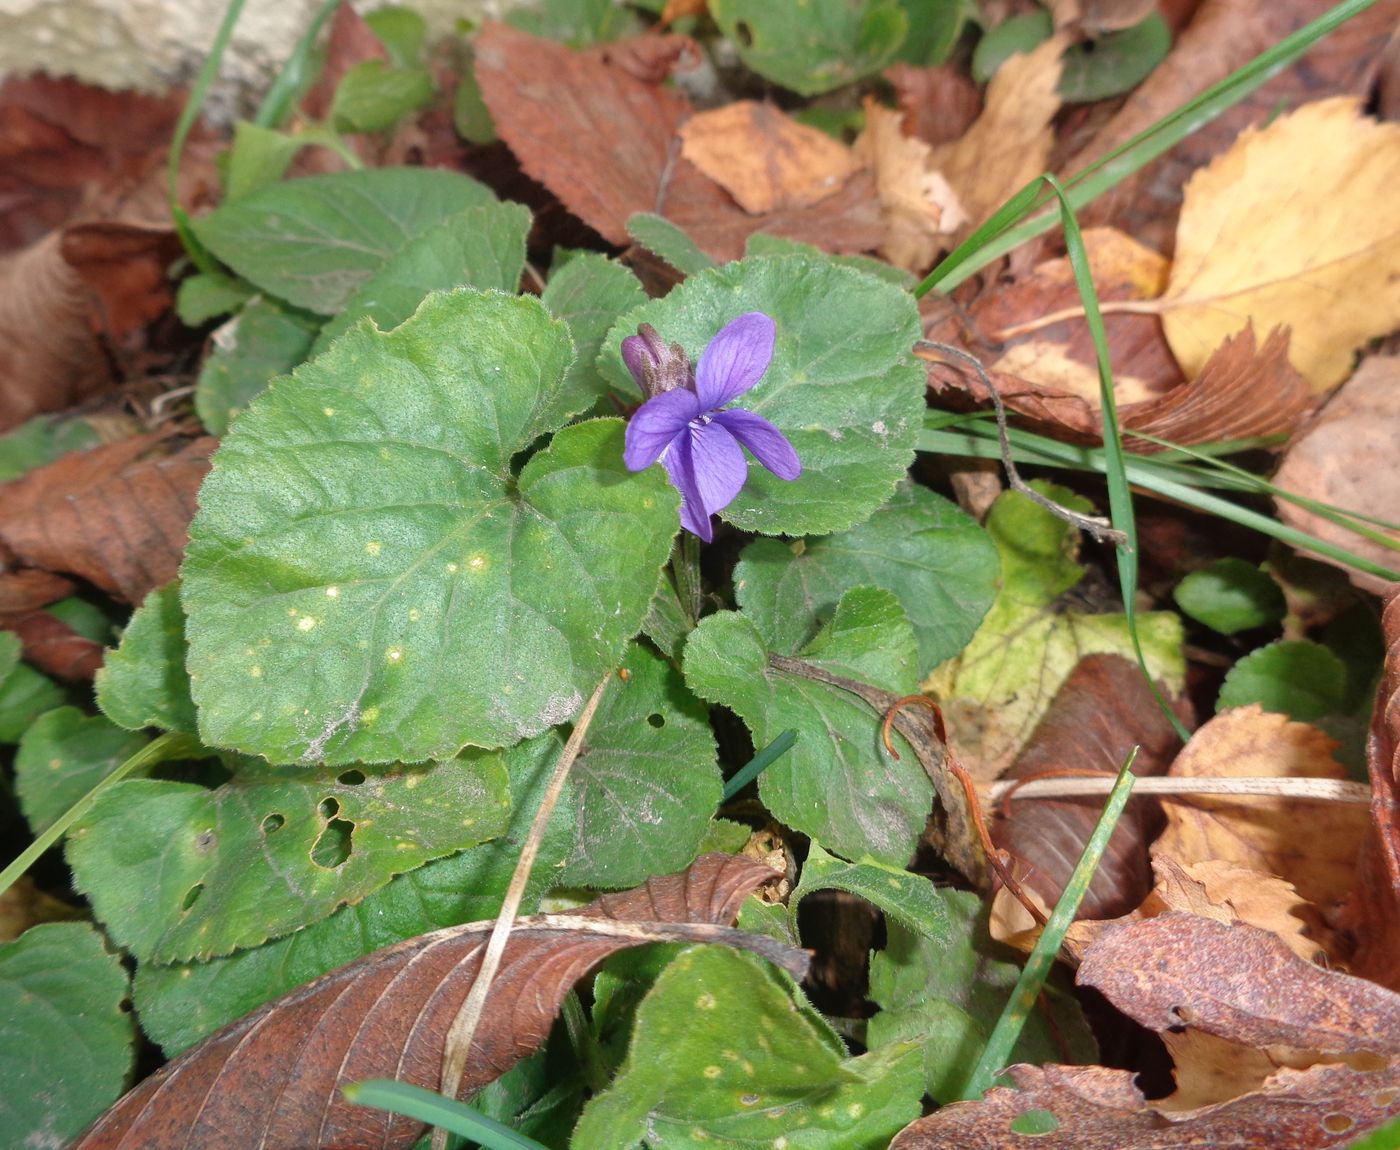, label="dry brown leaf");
[1155,706,1366,914]
[884,62,982,148]
[922,231,1312,449]
[1158,1030,1322,1111]
[474,23,882,261]
[74,854,802,1150]
[991,653,1188,923]
[1049,0,1158,31]
[1338,590,1400,991]
[0,609,104,681]
[852,98,967,273]
[0,433,214,603]
[1063,0,1400,254]
[931,34,1067,230]
[889,1060,1400,1149]
[1057,855,1318,966]
[0,876,81,944]
[1161,98,1400,392]
[983,227,1175,406]
[1078,914,1400,1054]
[679,101,859,214]
[0,232,110,433]
[1274,355,1400,594]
